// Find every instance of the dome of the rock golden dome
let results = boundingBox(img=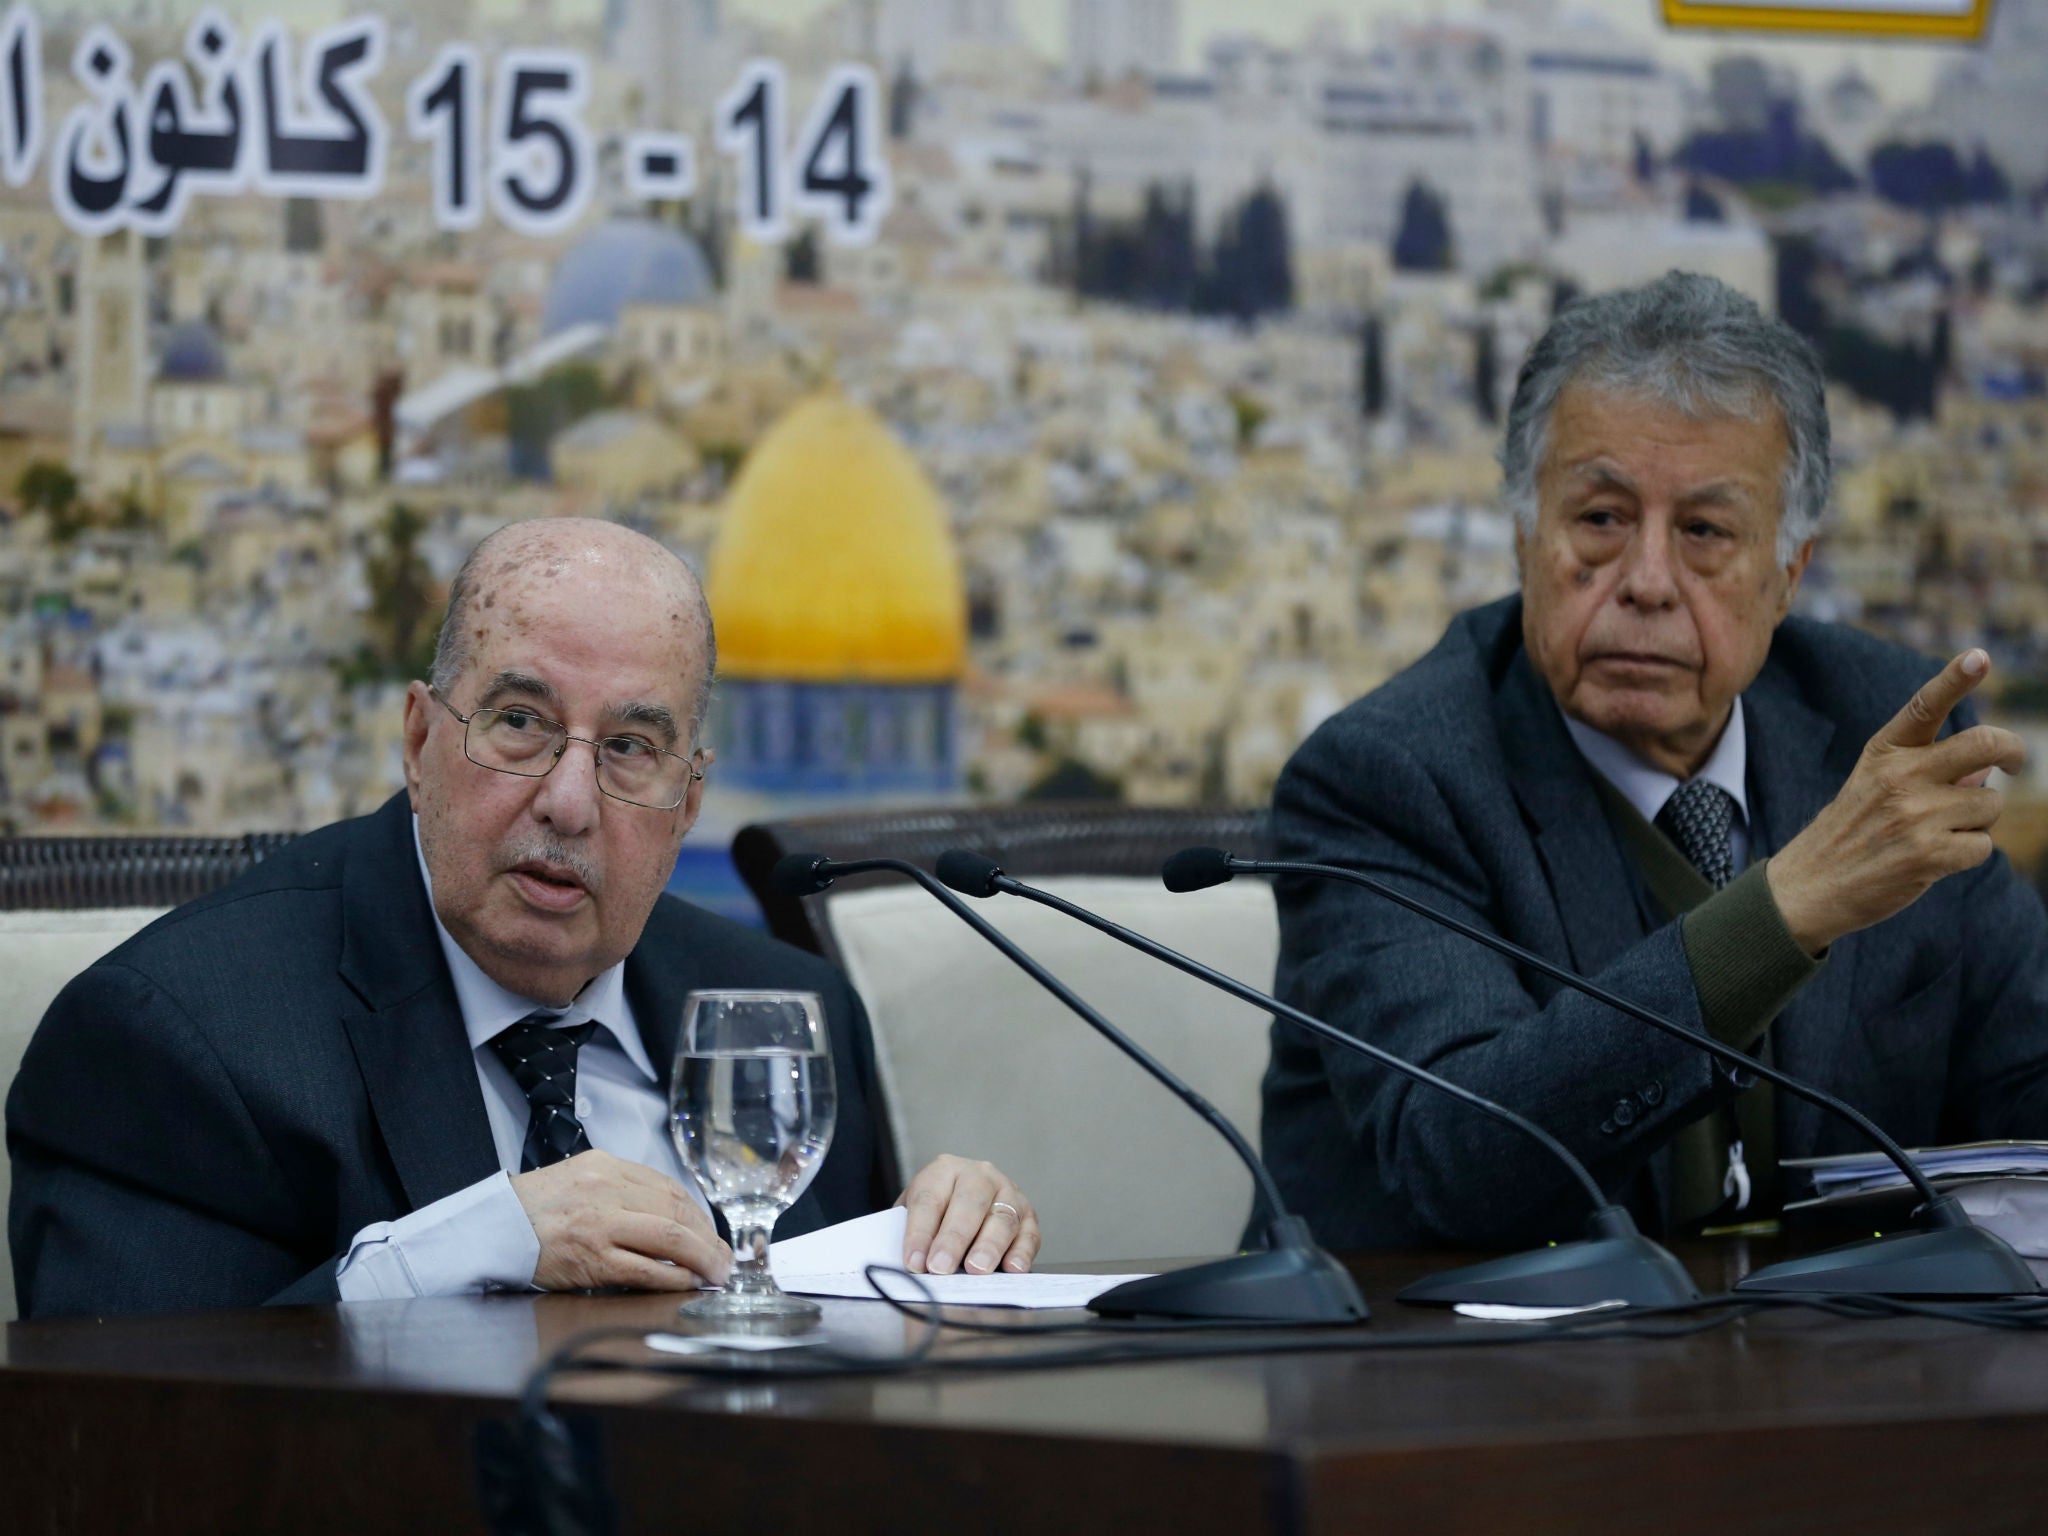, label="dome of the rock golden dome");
[707,394,967,683]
